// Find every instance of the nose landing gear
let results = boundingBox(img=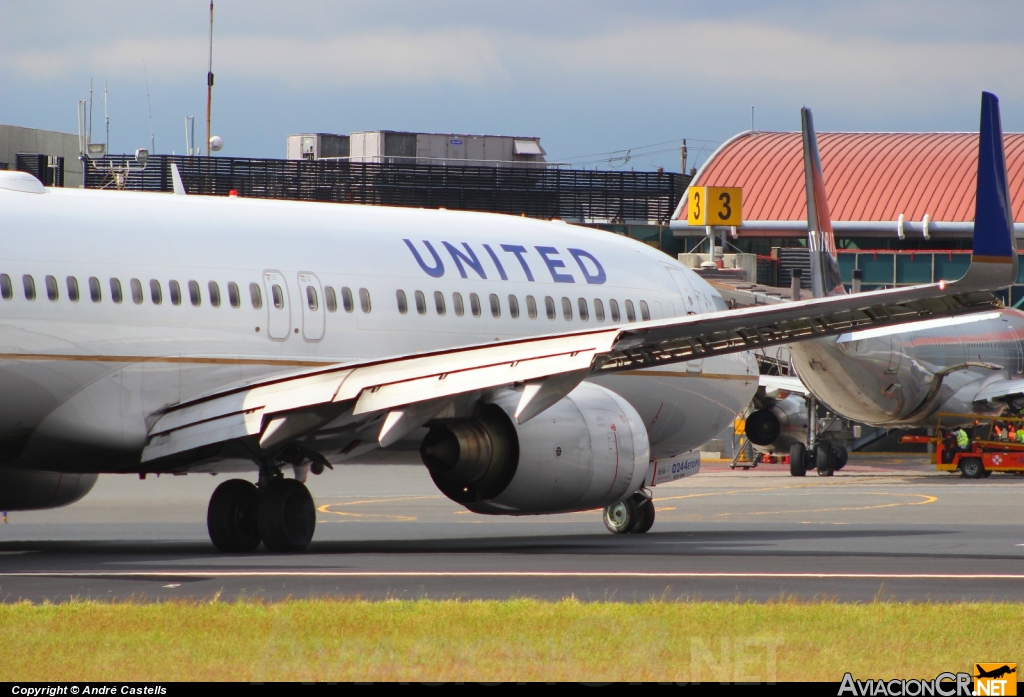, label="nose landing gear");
[206,473,317,553]
[603,492,656,534]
